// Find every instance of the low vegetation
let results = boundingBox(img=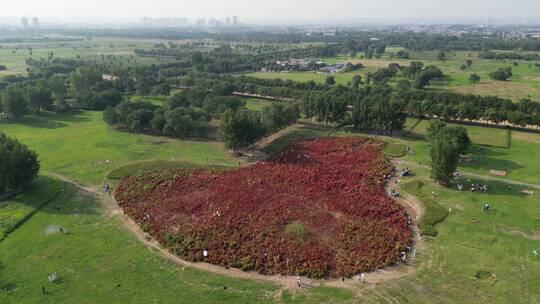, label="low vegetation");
[115,137,411,278]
